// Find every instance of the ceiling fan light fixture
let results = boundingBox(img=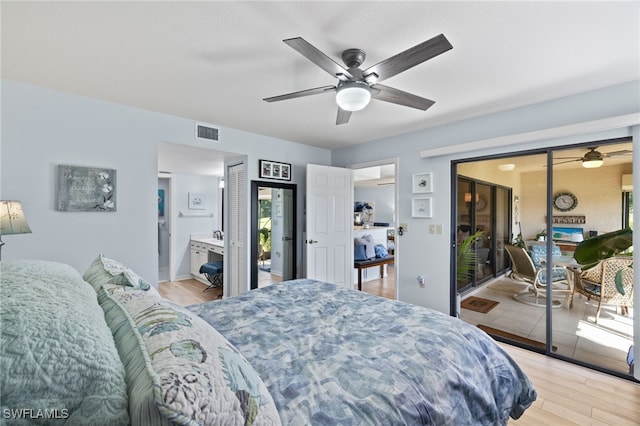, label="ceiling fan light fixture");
[336,82,371,112]
[582,159,603,168]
